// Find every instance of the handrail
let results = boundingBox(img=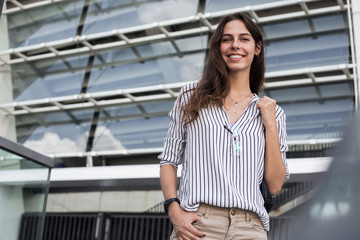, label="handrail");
[0,135,54,167]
